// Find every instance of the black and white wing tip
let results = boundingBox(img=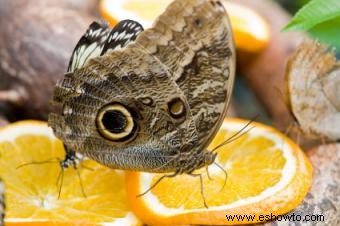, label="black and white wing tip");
[101,19,144,55]
[67,20,143,73]
[67,21,110,73]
